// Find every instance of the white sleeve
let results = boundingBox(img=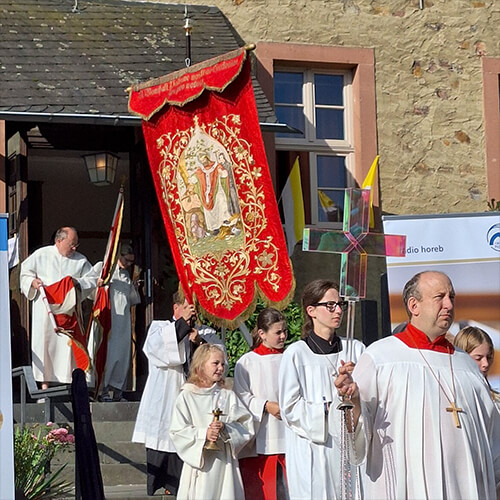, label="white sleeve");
[278,347,328,444]
[233,357,266,421]
[20,253,38,300]
[143,321,186,368]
